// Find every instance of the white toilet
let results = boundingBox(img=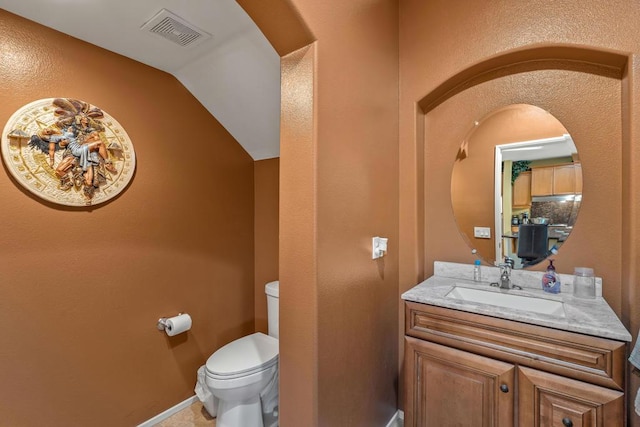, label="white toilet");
[205,281,280,427]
